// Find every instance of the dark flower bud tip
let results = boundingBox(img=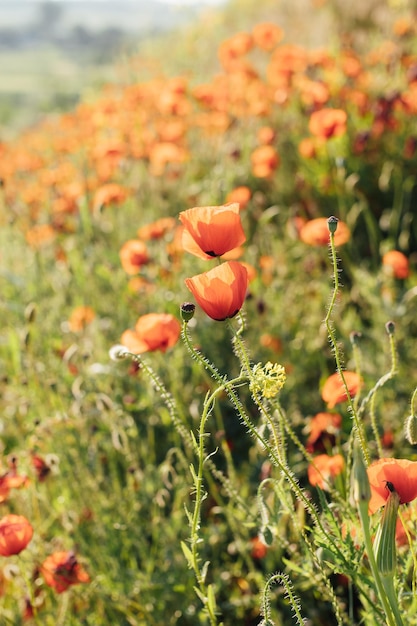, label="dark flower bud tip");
[350,331,362,346]
[385,320,395,335]
[180,302,196,322]
[327,216,339,234]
